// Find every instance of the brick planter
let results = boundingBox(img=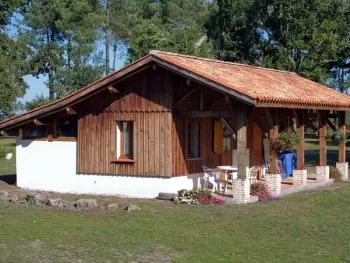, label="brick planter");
[231,179,250,204]
[316,166,329,182]
[265,174,281,197]
[336,162,348,181]
[292,170,307,186]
